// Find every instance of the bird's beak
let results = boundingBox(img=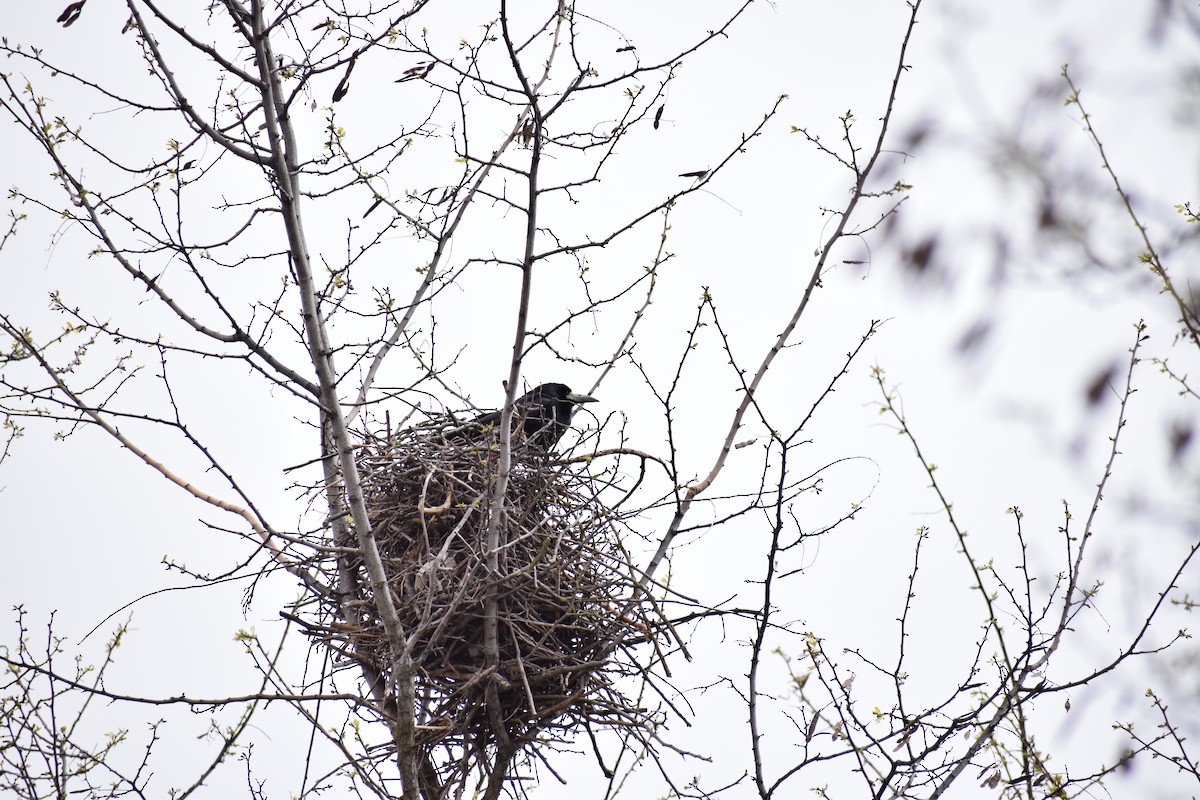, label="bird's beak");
[566,391,597,405]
